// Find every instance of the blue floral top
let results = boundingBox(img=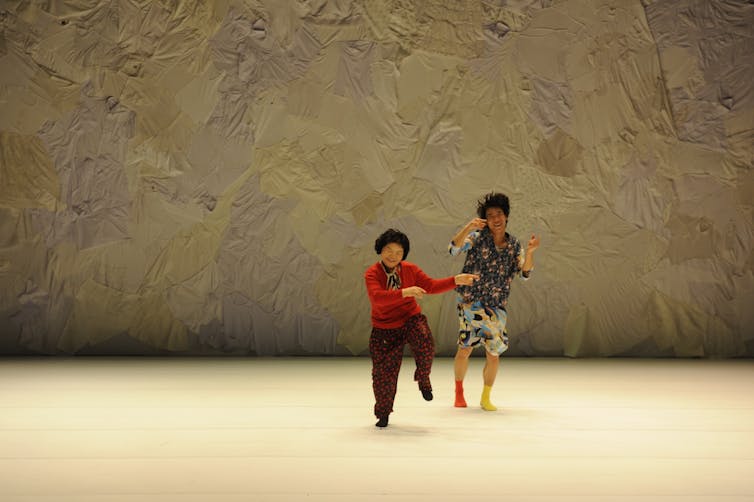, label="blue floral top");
[449,227,529,309]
